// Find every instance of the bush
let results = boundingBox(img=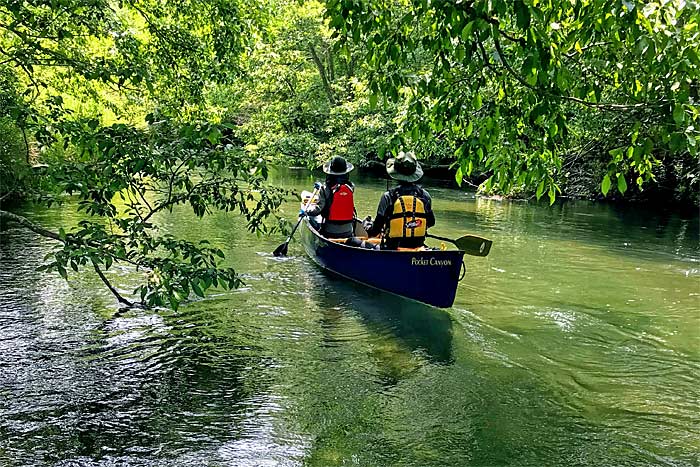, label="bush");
[0,117,29,198]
